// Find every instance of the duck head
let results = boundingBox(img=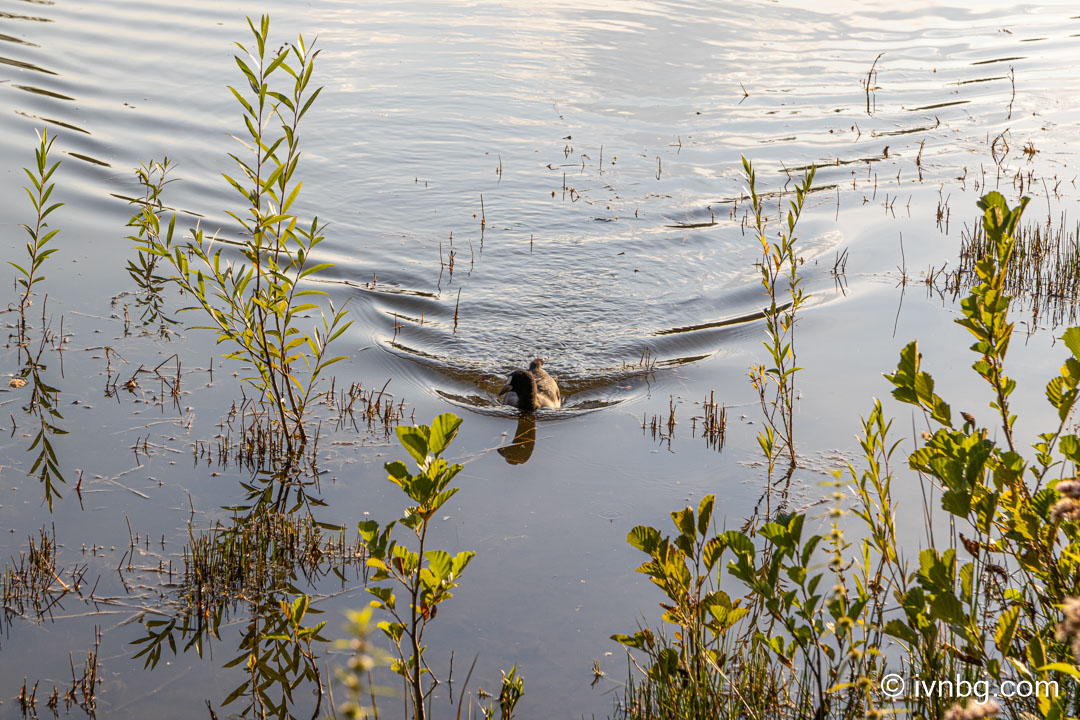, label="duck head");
[499,369,540,411]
